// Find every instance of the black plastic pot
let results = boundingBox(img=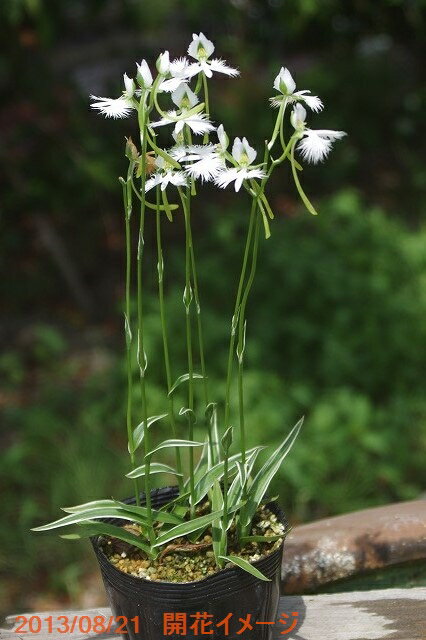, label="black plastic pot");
[91,487,287,640]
